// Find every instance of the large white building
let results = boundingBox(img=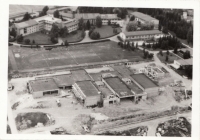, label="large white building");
[120,30,162,42]
[14,15,62,36]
